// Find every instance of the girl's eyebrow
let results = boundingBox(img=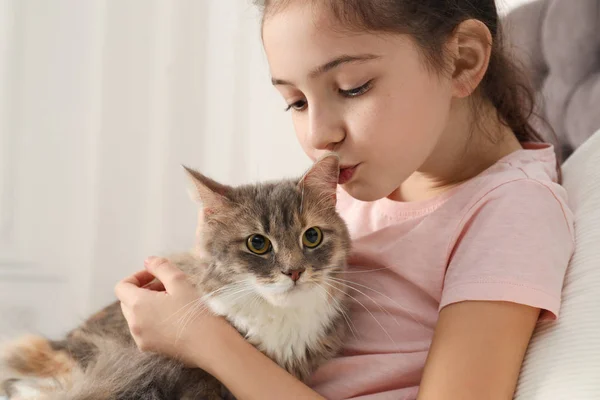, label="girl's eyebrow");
[271,53,380,86]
